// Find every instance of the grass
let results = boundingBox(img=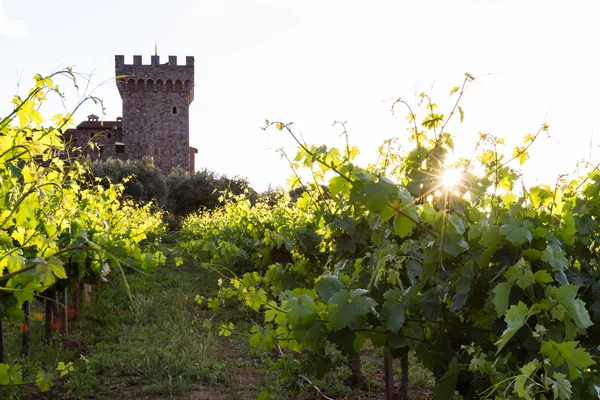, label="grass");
[0,259,445,400]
